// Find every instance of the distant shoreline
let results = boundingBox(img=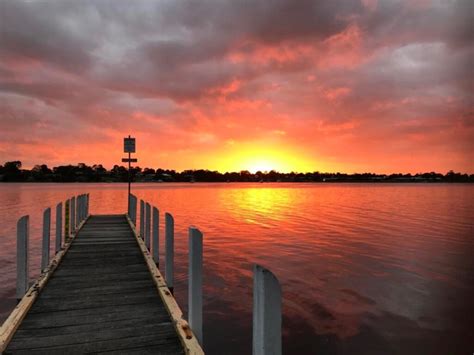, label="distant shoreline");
[1,161,473,183]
